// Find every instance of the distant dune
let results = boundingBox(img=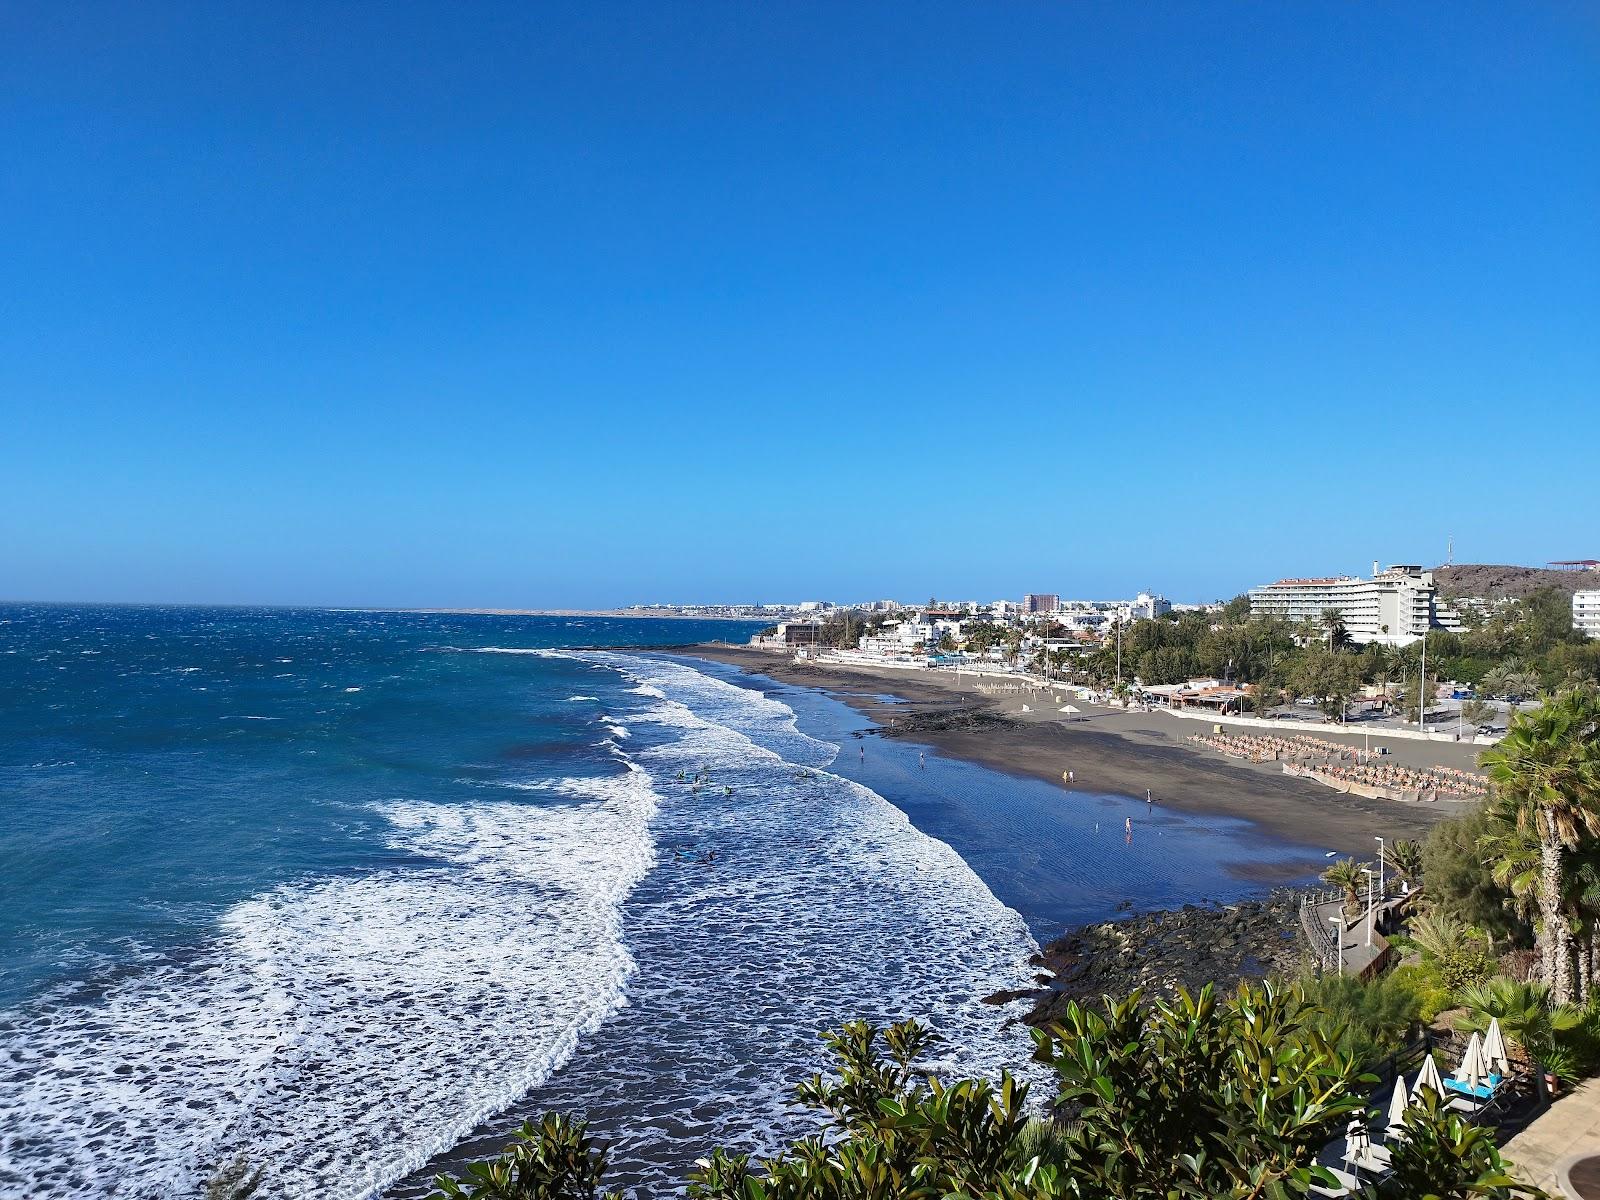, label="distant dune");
[1433,563,1595,599]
